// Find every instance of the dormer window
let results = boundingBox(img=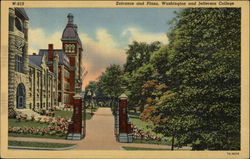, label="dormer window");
[15,17,23,32]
